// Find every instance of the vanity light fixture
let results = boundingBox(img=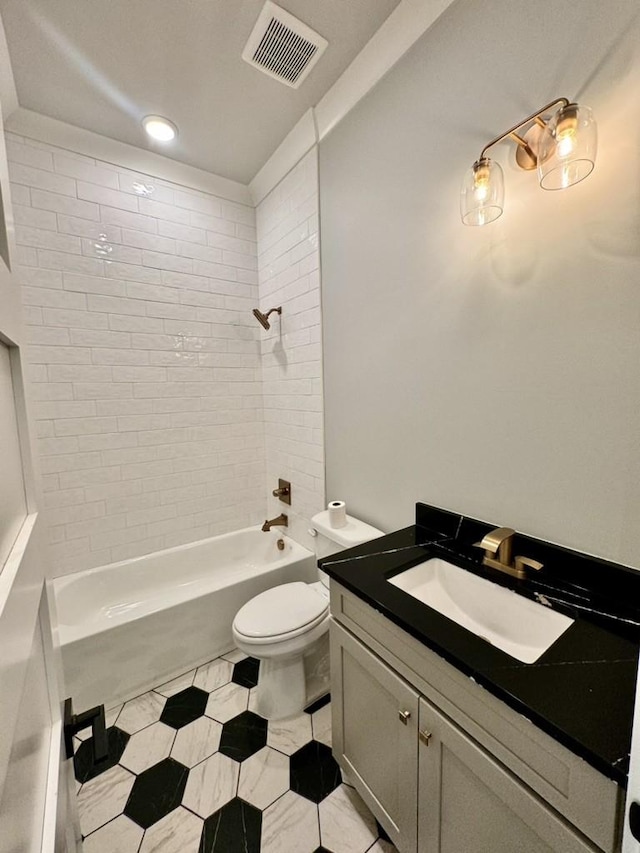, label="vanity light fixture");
[142,115,178,143]
[460,98,597,226]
